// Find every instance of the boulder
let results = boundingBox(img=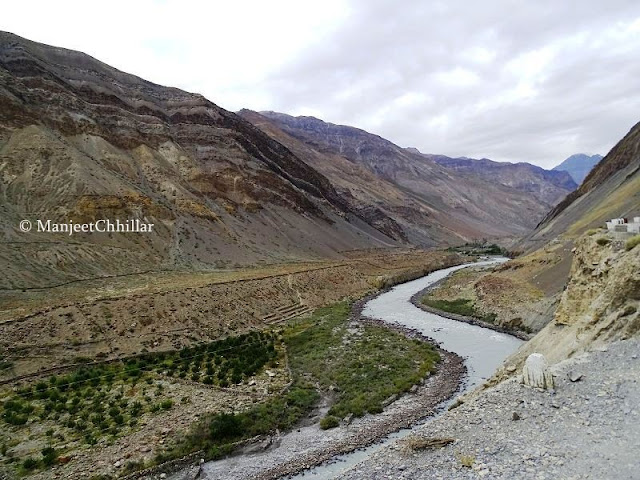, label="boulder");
[522,353,554,389]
